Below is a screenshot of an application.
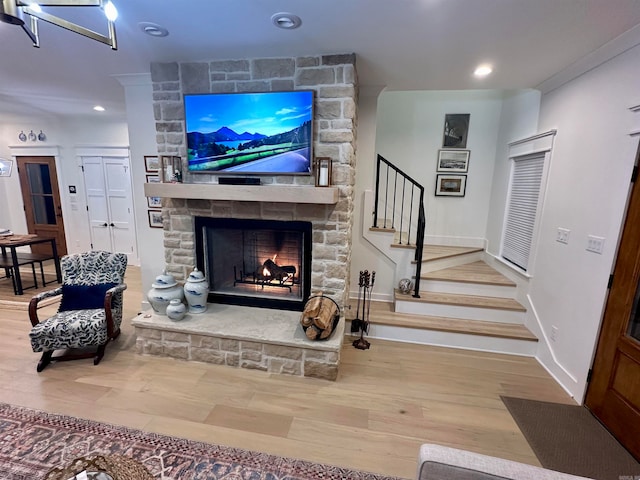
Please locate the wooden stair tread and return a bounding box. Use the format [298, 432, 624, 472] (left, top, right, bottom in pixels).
[396, 290, 526, 312]
[421, 261, 516, 286]
[357, 302, 536, 341]
[369, 226, 395, 233]
[422, 245, 484, 262]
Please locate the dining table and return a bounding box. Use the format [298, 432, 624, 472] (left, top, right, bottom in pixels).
[0, 234, 62, 295]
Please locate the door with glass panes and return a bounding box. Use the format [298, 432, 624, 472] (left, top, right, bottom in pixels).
[16, 156, 67, 256]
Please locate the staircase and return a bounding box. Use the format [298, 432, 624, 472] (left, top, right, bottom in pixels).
[359, 243, 537, 356]
[361, 160, 537, 356]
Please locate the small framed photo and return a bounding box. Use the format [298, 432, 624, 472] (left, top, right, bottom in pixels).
[146, 174, 160, 183]
[144, 155, 160, 173]
[437, 149, 470, 173]
[435, 174, 467, 197]
[0, 158, 12, 177]
[148, 210, 163, 228]
[442, 113, 470, 148]
[147, 196, 162, 208]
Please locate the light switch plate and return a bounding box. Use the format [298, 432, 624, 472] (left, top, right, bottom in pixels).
[586, 235, 605, 254]
[556, 228, 570, 244]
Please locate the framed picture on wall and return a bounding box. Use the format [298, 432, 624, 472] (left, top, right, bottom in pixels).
[148, 210, 163, 228]
[144, 155, 160, 172]
[442, 114, 470, 148]
[146, 174, 160, 183]
[435, 174, 467, 197]
[147, 196, 162, 208]
[437, 149, 470, 173]
[0, 158, 12, 177]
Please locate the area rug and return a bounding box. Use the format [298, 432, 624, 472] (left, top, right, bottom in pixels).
[0, 403, 406, 480]
[501, 396, 640, 480]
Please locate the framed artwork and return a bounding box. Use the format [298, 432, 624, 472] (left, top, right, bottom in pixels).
[148, 210, 163, 228]
[442, 114, 470, 148]
[435, 174, 467, 197]
[144, 155, 160, 173]
[146, 174, 160, 183]
[0, 158, 12, 177]
[437, 149, 470, 173]
[147, 196, 162, 208]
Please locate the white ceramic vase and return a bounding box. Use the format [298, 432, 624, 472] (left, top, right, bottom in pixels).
[166, 298, 187, 321]
[184, 267, 209, 313]
[147, 271, 184, 315]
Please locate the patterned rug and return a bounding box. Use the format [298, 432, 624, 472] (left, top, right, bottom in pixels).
[0, 403, 405, 480]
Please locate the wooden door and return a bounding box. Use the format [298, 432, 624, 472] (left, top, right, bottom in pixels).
[16, 156, 68, 256]
[585, 154, 640, 460]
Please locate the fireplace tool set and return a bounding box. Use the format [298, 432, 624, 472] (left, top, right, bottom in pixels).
[351, 269, 375, 350]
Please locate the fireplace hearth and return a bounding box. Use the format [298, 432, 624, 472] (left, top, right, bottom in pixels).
[195, 217, 312, 311]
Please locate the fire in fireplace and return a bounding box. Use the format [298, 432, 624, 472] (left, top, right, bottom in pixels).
[195, 217, 312, 311]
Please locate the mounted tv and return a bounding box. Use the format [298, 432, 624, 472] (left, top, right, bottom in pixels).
[184, 90, 314, 175]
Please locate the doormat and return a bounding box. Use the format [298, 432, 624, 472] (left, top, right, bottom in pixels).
[501, 396, 640, 480]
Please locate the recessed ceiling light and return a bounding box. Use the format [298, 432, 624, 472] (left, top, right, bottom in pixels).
[474, 64, 493, 77]
[93, 105, 105, 112]
[139, 22, 169, 37]
[271, 12, 302, 30]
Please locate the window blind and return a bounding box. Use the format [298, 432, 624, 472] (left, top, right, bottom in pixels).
[502, 153, 545, 271]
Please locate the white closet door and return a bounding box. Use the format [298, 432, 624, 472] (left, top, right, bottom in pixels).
[83, 156, 112, 252]
[83, 156, 138, 263]
[103, 157, 137, 263]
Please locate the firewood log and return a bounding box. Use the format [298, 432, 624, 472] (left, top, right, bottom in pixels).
[319, 325, 334, 339]
[300, 314, 314, 327]
[313, 298, 338, 330]
[303, 295, 323, 317]
[305, 324, 321, 340]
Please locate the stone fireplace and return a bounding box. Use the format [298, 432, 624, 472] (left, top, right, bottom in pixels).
[133, 53, 357, 380]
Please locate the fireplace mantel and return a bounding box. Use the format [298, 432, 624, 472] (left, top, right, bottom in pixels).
[144, 183, 339, 204]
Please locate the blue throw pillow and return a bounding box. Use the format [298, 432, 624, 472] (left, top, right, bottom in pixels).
[58, 282, 119, 312]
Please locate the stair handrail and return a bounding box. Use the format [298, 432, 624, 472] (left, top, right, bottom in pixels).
[373, 154, 425, 298]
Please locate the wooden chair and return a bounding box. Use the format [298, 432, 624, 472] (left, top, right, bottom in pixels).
[28, 251, 127, 372]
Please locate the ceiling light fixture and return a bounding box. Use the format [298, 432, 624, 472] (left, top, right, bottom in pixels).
[139, 22, 169, 37]
[474, 64, 493, 77]
[0, 0, 118, 49]
[93, 105, 105, 112]
[271, 12, 301, 30]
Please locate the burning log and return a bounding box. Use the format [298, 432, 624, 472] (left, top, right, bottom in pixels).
[260, 259, 295, 283]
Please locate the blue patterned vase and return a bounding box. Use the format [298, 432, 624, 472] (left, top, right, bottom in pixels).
[184, 267, 209, 314]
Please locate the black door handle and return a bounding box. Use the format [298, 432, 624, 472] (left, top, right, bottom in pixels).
[102, 223, 108, 227]
[110, 223, 115, 227]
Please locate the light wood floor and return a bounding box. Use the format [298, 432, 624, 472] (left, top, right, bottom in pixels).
[0, 265, 575, 479]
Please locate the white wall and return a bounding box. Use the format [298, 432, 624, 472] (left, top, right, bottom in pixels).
[527, 44, 640, 401]
[485, 90, 541, 256]
[352, 88, 397, 301]
[0, 114, 128, 255]
[116, 74, 163, 301]
[376, 90, 504, 244]
[352, 90, 507, 300]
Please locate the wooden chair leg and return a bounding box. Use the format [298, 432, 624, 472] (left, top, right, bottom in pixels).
[37, 351, 53, 372]
[94, 344, 107, 365]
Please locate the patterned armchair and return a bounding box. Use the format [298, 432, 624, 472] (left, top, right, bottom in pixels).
[28, 251, 128, 372]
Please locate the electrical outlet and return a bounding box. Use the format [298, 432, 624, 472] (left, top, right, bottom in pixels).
[556, 228, 570, 244]
[551, 325, 558, 342]
[586, 235, 605, 254]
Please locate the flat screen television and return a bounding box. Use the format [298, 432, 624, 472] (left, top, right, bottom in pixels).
[184, 90, 314, 175]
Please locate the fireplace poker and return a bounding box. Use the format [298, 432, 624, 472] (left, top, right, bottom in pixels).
[351, 270, 365, 333]
[365, 271, 375, 334]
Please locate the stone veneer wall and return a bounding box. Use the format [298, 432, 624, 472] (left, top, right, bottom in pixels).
[150, 54, 358, 309]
